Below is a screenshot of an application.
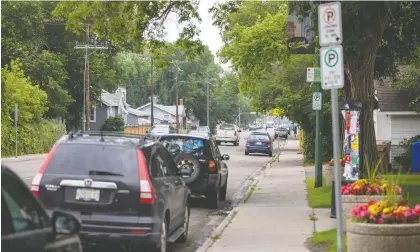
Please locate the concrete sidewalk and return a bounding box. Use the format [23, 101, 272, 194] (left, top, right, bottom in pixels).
[204, 140, 313, 252]
[2, 153, 47, 163]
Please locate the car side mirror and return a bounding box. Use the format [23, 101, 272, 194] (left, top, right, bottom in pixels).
[52, 211, 81, 236]
[222, 154, 230, 161]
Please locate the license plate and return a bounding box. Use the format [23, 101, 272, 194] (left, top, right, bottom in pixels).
[76, 188, 100, 201]
[256, 142, 262, 145]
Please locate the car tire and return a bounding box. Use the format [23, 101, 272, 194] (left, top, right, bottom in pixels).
[174, 153, 201, 184]
[268, 152, 273, 157]
[154, 217, 168, 252]
[219, 178, 228, 201]
[207, 187, 220, 209]
[245, 151, 249, 155]
[216, 141, 221, 145]
[176, 202, 190, 243]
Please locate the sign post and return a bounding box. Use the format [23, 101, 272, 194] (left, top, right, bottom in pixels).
[319, 2, 344, 251]
[14, 104, 18, 157]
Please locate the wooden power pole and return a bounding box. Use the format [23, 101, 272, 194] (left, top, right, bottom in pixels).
[150, 56, 154, 127]
[175, 62, 179, 133]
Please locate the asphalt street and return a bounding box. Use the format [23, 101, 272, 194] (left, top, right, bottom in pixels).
[2, 130, 283, 252]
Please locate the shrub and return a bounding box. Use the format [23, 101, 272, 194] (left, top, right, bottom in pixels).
[100, 115, 125, 131]
[394, 135, 420, 172]
[1, 119, 66, 157]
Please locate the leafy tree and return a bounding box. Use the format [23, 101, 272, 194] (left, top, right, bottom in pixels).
[100, 115, 125, 132]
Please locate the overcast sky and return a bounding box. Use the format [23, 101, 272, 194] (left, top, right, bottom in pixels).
[164, 0, 230, 70]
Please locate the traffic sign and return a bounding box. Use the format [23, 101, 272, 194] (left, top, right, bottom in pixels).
[320, 45, 344, 90]
[312, 92, 322, 110]
[307, 67, 321, 83]
[318, 2, 343, 46]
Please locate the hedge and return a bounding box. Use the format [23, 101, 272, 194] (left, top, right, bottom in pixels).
[1, 119, 66, 157]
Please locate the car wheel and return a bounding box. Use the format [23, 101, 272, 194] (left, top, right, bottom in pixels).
[216, 141, 221, 145]
[219, 179, 228, 201]
[176, 202, 190, 243]
[245, 151, 249, 155]
[207, 187, 220, 209]
[174, 153, 201, 184]
[268, 152, 273, 157]
[154, 218, 167, 252]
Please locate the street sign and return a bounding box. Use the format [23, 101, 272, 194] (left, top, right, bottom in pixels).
[14, 104, 18, 122]
[320, 45, 344, 90]
[318, 2, 343, 46]
[307, 67, 321, 83]
[312, 92, 322, 110]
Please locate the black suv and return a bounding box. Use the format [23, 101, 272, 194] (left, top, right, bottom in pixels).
[2, 165, 83, 252]
[159, 134, 229, 209]
[31, 132, 191, 252]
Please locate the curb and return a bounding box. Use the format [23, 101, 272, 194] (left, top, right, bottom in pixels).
[2, 154, 47, 163]
[195, 153, 279, 252]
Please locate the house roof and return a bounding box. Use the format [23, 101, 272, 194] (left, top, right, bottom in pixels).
[136, 102, 185, 116]
[126, 107, 149, 117]
[375, 66, 415, 112]
[101, 90, 121, 107]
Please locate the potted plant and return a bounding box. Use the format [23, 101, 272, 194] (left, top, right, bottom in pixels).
[340, 157, 403, 231]
[347, 200, 420, 252]
[324, 157, 345, 187]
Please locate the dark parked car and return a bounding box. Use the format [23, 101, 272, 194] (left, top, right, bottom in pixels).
[2, 165, 83, 252]
[31, 131, 190, 252]
[146, 124, 177, 140]
[245, 132, 273, 157]
[159, 134, 229, 209]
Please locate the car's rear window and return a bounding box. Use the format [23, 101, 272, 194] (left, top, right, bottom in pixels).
[159, 137, 212, 157]
[250, 134, 270, 141]
[219, 124, 235, 130]
[45, 144, 138, 176]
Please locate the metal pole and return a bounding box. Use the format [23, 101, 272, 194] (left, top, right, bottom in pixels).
[315, 83, 324, 187]
[331, 88, 344, 252]
[175, 63, 179, 133]
[207, 82, 209, 127]
[82, 45, 87, 131]
[14, 104, 18, 157]
[150, 56, 154, 127]
[85, 24, 91, 131]
[238, 108, 241, 128]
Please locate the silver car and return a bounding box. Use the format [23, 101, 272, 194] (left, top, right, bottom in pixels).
[215, 124, 241, 146]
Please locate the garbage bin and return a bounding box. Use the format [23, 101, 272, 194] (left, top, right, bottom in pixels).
[412, 141, 420, 173]
[377, 141, 391, 174]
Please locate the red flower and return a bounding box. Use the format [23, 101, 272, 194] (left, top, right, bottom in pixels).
[368, 200, 375, 206]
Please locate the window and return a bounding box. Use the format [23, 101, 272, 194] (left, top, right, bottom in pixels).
[218, 124, 235, 130]
[159, 147, 177, 176]
[2, 174, 50, 234]
[90, 106, 96, 122]
[150, 153, 164, 178]
[163, 114, 170, 120]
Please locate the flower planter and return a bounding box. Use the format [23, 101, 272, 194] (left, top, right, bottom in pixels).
[323, 164, 344, 186]
[347, 222, 420, 252]
[341, 195, 402, 231]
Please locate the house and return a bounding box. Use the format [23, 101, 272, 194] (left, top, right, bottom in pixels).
[89, 86, 151, 131]
[374, 78, 420, 167]
[136, 97, 194, 130]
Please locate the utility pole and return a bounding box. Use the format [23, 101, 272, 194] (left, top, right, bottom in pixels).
[238, 107, 241, 128]
[175, 62, 179, 133]
[150, 56, 154, 126]
[74, 23, 108, 131]
[207, 82, 210, 127]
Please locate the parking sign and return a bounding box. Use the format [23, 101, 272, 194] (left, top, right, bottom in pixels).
[320, 45, 344, 90]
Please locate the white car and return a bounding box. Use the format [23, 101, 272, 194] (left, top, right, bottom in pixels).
[215, 123, 241, 146]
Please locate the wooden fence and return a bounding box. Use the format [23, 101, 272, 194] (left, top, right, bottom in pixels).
[124, 124, 151, 135]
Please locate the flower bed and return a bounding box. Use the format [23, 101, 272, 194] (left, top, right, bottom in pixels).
[347, 200, 420, 252]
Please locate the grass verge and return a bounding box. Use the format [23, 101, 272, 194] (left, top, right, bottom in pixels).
[306, 177, 332, 208]
[384, 174, 420, 206]
[313, 228, 347, 252]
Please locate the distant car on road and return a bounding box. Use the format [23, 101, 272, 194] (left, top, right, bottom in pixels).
[215, 123, 241, 146]
[2, 165, 83, 252]
[188, 130, 212, 138]
[245, 132, 273, 157]
[159, 134, 229, 209]
[32, 131, 191, 252]
[275, 126, 289, 139]
[197, 126, 211, 133]
[146, 124, 177, 140]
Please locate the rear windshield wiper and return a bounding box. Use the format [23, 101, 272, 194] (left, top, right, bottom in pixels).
[88, 170, 124, 176]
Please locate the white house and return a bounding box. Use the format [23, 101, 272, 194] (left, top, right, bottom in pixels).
[374, 79, 420, 167]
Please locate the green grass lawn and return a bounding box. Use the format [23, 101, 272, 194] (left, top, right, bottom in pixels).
[306, 177, 332, 208]
[313, 229, 347, 252]
[384, 174, 420, 206]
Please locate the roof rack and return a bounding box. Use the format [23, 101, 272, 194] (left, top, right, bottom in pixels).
[67, 131, 150, 145]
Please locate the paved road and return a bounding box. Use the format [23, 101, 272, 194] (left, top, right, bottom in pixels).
[2, 130, 281, 252]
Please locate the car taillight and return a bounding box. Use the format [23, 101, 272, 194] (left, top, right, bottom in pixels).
[137, 149, 155, 204]
[268, 141, 272, 146]
[208, 160, 217, 173]
[31, 144, 59, 197]
[247, 140, 251, 145]
[234, 131, 237, 136]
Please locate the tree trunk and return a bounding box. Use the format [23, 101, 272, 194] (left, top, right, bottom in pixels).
[344, 4, 392, 176]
